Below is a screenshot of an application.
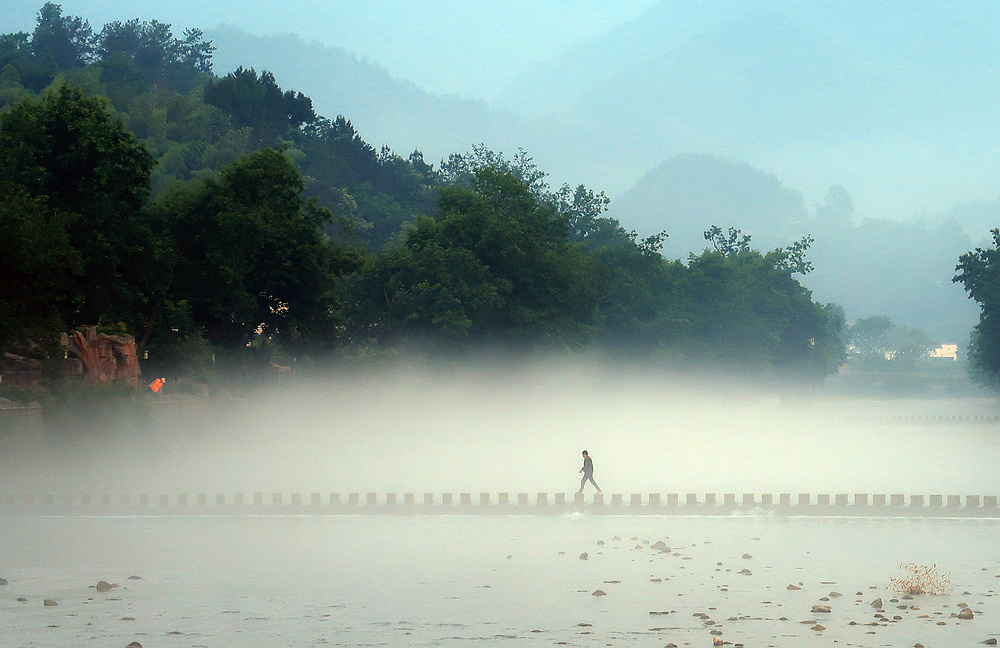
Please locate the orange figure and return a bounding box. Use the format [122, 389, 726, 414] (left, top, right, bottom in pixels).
[149, 377, 166, 392]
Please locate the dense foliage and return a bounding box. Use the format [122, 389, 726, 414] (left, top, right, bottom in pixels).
[955, 229, 1000, 385]
[0, 4, 849, 392]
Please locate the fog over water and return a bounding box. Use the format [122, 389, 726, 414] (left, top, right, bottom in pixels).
[3, 364, 997, 498]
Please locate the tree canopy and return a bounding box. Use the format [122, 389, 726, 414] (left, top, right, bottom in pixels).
[955, 229, 1000, 383]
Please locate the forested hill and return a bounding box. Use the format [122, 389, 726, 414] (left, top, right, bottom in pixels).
[0, 3, 849, 396]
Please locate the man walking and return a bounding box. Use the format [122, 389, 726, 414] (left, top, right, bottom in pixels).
[578, 450, 601, 494]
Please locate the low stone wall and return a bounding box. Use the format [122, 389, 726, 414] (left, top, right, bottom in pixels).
[1, 492, 997, 517]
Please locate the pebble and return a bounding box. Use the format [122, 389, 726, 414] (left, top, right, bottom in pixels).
[591, 590, 606, 596]
[43, 599, 57, 606]
[579, 552, 588, 560]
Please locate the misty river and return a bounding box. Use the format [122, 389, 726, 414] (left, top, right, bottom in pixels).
[2, 366, 999, 647]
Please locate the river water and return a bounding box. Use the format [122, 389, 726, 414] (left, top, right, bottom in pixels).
[3, 513, 998, 647]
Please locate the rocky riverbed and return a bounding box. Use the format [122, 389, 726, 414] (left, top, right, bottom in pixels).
[2, 514, 998, 647]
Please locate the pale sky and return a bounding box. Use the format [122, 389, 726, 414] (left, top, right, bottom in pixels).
[3, 0, 659, 100]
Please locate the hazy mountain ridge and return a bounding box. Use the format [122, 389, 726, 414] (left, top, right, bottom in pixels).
[206, 26, 529, 168]
[496, 0, 1000, 218]
[610, 152, 979, 342]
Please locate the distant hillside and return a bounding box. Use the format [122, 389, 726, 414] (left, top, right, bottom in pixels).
[206, 26, 529, 167]
[608, 153, 808, 258]
[608, 152, 979, 342]
[497, 0, 1000, 218]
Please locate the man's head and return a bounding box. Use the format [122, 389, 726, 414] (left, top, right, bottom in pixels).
[582, 450, 588, 457]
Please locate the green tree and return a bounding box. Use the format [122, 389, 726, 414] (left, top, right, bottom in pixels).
[0, 188, 79, 358]
[32, 3, 94, 70]
[205, 67, 314, 148]
[954, 228, 1000, 383]
[97, 19, 213, 93]
[678, 227, 844, 379]
[351, 168, 599, 351]
[155, 148, 362, 355]
[0, 85, 164, 350]
[848, 315, 895, 357]
[847, 315, 935, 370]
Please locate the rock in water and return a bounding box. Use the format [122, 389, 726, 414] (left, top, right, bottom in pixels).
[958, 607, 975, 620]
[787, 584, 801, 590]
[871, 597, 883, 608]
[742, 553, 753, 559]
[811, 605, 832, 613]
[0, 577, 8, 585]
[96, 580, 116, 592]
[126, 643, 143, 648]
[592, 589, 607, 596]
[811, 624, 826, 631]
[43, 599, 57, 606]
[651, 540, 669, 551]
[579, 552, 589, 560]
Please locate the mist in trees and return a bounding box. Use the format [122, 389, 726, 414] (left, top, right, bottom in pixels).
[4, 2, 985, 406]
